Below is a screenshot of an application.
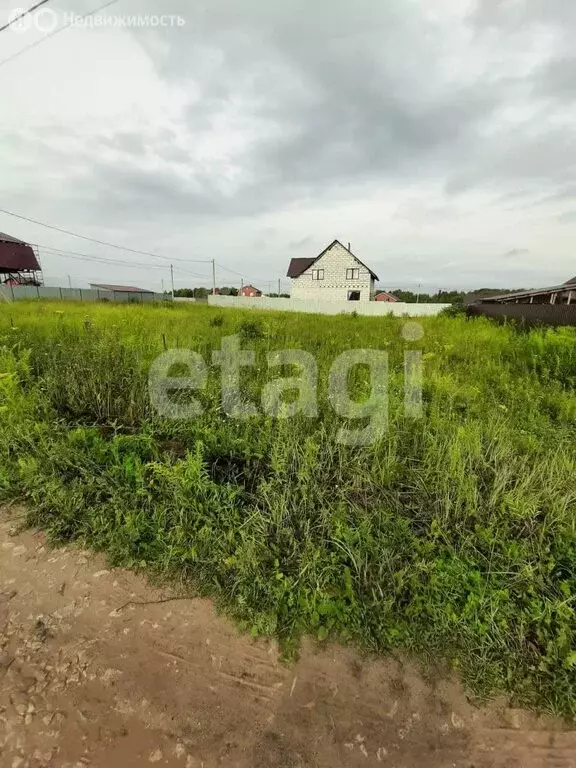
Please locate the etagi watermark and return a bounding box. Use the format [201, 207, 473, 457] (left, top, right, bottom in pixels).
[8, 8, 186, 34]
[149, 323, 424, 446]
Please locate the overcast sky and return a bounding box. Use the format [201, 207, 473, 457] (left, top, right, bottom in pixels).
[1, 0, 575, 292]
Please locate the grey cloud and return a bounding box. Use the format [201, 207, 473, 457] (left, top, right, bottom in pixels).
[24, 0, 567, 230]
[557, 210, 576, 224]
[96, 132, 193, 165]
[445, 128, 576, 194]
[524, 184, 576, 208]
[4, 0, 576, 290]
[289, 237, 313, 250]
[117, 0, 571, 210]
[534, 57, 576, 99]
[249, 83, 500, 197]
[87, 162, 217, 221]
[85, 157, 293, 227]
[158, 145, 193, 164]
[471, 0, 576, 32]
[98, 132, 148, 156]
[543, 184, 576, 202]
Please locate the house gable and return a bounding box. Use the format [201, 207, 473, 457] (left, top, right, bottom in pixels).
[289, 240, 377, 302]
[240, 284, 262, 297]
[287, 240, 379, 281]
[375, 291, 398, 302]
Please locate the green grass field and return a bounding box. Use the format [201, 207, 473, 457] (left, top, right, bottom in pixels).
[1, 300, 575, 714]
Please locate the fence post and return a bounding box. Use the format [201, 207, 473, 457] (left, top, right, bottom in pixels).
[59, 287, 63, 300]
[79, 289, 83, 302]
[36, 285, 40, 299]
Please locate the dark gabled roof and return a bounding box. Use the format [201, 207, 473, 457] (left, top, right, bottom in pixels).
[565, 276, 576, 285]
[0, 232, 40, 273]
[90, 283, 153, 294]
[0, 231, 25, 244]
[287, 257, 316, 278]
[286, 240, 379, 280]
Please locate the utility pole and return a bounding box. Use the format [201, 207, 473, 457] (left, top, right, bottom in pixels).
[416, 284, 421, 304]
[68, 275, 72, 289]
[278, 278, 281, 296]
[212, 259, 216, 295]
[240, 277, 244, 293]
[170, 264, 175, 299]
[268, 280, 272, 296]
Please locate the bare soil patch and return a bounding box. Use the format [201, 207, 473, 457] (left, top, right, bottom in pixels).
[1, 512, 574, 767]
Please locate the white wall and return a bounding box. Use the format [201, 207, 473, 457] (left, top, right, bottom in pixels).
[208, 295, 450, 316]
[291, 241, 375, 302]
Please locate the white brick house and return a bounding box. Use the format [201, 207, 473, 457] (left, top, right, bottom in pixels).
[287, 240, 378, 302]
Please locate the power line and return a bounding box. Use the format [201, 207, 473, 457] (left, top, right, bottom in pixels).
[0, 207, 257, 282]
[216, 262, 246, 278]
[0, 207, 211, 265]
[36, 243, 210, 278]
[0, 0, 53, 35]
[0, 0, 120, 70]
[214, 262, 281, 287]
[37, 243, 163, 268]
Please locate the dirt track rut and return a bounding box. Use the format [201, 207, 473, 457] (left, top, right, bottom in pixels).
[1, 512, 575, 767]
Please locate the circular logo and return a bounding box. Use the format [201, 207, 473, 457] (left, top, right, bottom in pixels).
[34, 7, 58, 33]
[401, 321, 425, 342]
[7, 7, 32, 33]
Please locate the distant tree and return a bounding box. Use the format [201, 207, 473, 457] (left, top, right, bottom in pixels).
[390, 289, 421, 303]
[388, 288, 525, 304]
[471, 288, 525, 297]
[437, 290, 465, 305]
[174, 286, 241, 298]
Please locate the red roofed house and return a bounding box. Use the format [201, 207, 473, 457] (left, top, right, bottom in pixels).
[239, 284, 262, 297]
[375, 291, 399, 302]
[0, 231, 42, 285]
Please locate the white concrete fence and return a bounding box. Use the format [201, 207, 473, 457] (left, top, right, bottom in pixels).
[207, 295, 451, 316]
[0, 287, 450, 316]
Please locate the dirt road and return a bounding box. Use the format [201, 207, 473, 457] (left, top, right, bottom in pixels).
[1, 511, 575, 768]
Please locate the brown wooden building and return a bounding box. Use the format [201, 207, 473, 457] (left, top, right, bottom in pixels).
[0, 232, 42, 285]
[476, 276, 575, 305]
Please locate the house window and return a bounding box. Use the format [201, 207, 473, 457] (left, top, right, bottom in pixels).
[312, 269, 324, 280]
[347, 290, 361, 301]
[346, 268, 359, 280]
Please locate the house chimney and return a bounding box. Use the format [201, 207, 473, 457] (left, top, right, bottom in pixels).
[348, 242, 351, 251]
